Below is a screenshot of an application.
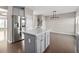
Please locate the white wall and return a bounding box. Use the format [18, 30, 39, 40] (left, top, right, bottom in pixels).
[45, 12, 75, 35]
[7, 6, 13, 43]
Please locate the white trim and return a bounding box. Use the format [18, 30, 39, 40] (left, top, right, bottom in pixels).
[7, 40, 12, 43]
[50, 31, 75, 36]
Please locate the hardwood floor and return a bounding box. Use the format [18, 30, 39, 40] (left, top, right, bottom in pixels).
[0, 32, 76, 53]
[0, 40, 25, 53]
[45, 33, 76, 53]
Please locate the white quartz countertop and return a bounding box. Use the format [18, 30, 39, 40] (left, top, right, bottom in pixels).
[23, 28, 50, 35]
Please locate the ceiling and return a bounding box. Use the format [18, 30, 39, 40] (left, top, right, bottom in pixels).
[0, 6, 78, 16]
[29, 6, 78, 15]
[0, 6, 8, 9]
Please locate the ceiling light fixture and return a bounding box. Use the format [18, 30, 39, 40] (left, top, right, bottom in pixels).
[50, 11, 59, 19]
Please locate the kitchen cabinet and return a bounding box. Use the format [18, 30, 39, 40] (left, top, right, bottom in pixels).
[25, 33, 36, 53]
[46, 32, 50, 48]
[13, 7, 19, 16]
[76, 33, 79, 52]
[12, 7, 24, 16]
[37, 32, 50, 53]
[19, 9, 24, 16]
[40, 38, 45, 52]
[36, 35, 41, 53]
[40, 34, 45, 52]
[36, 33, 46, 53]
[24, 31, 50, 53]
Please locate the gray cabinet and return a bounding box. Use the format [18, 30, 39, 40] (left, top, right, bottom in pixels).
[24, 31, 50, 53]
[40, 33, 46, 52]
[36, 32, 50, 53]
[40, 36, 45, 52]
[19, 9, 24, 17]
[36, 33, 46, 53]
[46, 32, 50, 48]
[25, 33, 36, 53]
[36, 34, 41, 53]
[13, 7, 24, 17]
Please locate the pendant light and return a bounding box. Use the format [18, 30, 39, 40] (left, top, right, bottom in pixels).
[50, 11, 59, 19]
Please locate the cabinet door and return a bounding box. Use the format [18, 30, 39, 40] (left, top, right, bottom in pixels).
[45, 33, 48, 48]
[13, 7, 19, 16]
[36, 35, 41, 53]
[46, 32, 50, 48]
[48, 32, 50, 46]
[25, 34, 36, 53]
[19, 9, 24, 16]
[40, 33, 45, 52]
[40, 38, 45, 53]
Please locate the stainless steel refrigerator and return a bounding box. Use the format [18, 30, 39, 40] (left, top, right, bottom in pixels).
[12, 15, 26, 43]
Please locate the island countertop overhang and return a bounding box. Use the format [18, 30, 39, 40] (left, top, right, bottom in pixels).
[23, 28, 51, 36]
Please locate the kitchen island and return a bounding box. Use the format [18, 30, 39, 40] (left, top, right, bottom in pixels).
[24, 28, 50, 53]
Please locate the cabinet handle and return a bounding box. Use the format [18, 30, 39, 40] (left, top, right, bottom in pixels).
[41, 39, 43, 41]
[28, 38, 31, 43]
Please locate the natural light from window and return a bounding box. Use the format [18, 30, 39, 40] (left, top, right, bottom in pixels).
[0, 8, 7, 41]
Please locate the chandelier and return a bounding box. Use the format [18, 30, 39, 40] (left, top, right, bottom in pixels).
[50, 11, 59, 19]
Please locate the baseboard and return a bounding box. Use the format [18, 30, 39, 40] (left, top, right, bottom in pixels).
[7, 40, 13, 43]
[50, 31, 75, 36]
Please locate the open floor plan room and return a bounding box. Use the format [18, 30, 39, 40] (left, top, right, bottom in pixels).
[0, 6, 79, 53]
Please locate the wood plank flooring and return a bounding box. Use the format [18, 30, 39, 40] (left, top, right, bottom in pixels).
[45, 33, 76, 53]
[0, 32, 76, 53]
